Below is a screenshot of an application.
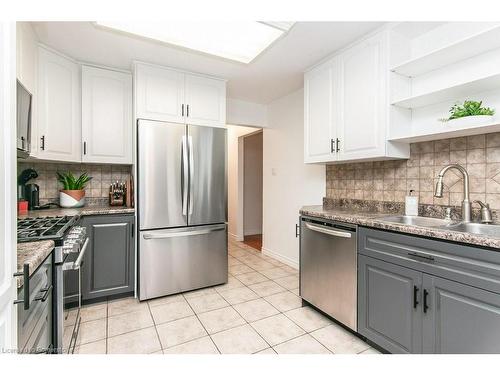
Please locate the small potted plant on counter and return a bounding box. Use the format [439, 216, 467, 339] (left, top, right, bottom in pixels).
[57, 171, 92, 208]
[440, 100, 495, 126]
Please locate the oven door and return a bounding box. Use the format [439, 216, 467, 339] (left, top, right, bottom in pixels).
[56, 238, 88, 354]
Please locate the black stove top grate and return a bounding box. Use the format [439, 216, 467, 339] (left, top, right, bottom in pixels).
[17, 216, 77, 242]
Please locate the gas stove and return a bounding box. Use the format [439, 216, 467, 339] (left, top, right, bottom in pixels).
[18, 216, 79, 243]
[17, 214, 89, 354]
[17, 215, 87, 256]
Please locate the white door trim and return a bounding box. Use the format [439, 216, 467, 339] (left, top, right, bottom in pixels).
[0, 21, 18, 353]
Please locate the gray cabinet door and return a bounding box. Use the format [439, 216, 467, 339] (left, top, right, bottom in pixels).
[422, 274, 500, 354]
[358, 255, 423, 353]
[81, 215, 135, 301]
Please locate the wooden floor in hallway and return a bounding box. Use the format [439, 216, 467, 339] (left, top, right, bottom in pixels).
[243, 234, 262, 251]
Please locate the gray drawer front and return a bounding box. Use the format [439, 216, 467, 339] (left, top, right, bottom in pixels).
[18, 254, 53, 351]
[358, 227, 500, 294]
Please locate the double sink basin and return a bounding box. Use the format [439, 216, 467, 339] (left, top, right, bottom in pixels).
[379, 215, 500, 237]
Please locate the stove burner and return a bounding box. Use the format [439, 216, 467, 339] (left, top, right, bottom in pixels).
[17, 216, 78, 242]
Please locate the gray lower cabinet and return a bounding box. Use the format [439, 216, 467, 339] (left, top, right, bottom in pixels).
[422, 274, 500, 354]
[81, 214, 135, 301]
[358, 227, 500, 354]
[358, 255, 422, 354]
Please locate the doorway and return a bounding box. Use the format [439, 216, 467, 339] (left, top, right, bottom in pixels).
[241, 131, 263, 250]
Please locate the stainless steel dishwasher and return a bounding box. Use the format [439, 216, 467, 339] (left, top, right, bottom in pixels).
[300, 216, 357, 331]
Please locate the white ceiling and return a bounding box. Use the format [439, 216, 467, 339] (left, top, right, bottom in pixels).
[32, 21, 383, 104]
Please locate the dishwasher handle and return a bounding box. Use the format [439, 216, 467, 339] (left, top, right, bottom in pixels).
[305, 222, 352, 238]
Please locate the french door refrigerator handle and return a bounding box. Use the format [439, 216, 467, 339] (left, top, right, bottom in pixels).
[181, 135, 189, 216]
[305, 222, 352, 238]
[188, 135, 194, 215]
[143, 226, 225, 240]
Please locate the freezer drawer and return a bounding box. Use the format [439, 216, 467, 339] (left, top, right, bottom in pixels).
[300, 216, 357, 331]
[139, 224, 228, 300]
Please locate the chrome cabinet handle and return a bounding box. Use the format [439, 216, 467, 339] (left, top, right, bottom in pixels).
[143, 226, 225, 240]
[181, 135, 188, 216]
[305, 222, 352, 238]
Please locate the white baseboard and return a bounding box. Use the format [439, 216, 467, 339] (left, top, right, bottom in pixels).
[228, 232, 244, 242]
[261, 247, 299, 269]
[244, 228, 262, 236]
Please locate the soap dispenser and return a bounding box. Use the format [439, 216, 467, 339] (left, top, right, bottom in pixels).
[405, 190, 419, 216]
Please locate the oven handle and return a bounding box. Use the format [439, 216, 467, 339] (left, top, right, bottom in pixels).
[305, 222, 352, 238]
[73, 238, 89, 270]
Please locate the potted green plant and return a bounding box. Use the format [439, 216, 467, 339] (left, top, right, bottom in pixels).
[57, 172, 93, 208]
[440, 100, 495, 126]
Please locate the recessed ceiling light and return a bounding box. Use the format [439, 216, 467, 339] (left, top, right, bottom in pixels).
[94, 21, 294, 64]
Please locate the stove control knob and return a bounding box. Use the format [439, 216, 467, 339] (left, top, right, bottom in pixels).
[62, 242, 77, 254]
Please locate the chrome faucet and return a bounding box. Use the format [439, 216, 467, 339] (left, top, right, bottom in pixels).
[434, 164, 471, 222]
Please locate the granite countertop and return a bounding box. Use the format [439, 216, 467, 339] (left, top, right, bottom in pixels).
[17, 240, 55, 288]
[18, 205, 135, 219]
[300, 205, 500, 250]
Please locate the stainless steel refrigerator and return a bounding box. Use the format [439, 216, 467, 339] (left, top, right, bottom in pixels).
[137, 119, 227, 301]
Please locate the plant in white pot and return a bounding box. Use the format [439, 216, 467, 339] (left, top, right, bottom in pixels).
[57, 172, 93, 208]
[440, 100, 495, 126]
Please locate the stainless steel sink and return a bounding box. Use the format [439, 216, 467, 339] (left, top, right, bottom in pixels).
[443, 222, 500, 237]
[378, 215, 453, 227]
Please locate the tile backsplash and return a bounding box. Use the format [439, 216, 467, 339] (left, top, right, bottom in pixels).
[18, 162, 132, 205]
[326, 132, 500, 209]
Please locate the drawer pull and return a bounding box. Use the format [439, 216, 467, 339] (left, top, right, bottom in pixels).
[35, 285, 53, 302]
[407, 252, 435, 262]
[413, 285, 419, 309]
[13, 264, 30, 310]
[423, 289, 429, 313]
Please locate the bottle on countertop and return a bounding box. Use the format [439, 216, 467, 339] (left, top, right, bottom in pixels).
[405, 189, 419, 216]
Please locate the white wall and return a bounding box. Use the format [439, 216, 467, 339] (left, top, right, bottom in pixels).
[243, 132, 263, 236]
[262, 88, 325, 268]
[226, 98, 268, 128]
[227, 124, 259, 240]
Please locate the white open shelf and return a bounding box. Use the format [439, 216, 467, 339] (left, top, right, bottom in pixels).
[391, 73, 500, 109]
[391, 26, 500, 77]
[389, 119, 500, 143]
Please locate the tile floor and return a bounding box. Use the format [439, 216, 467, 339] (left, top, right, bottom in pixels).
[71, 237, 381, 354]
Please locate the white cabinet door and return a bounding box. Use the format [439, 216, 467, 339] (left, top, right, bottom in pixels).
[135, 63, 185, 123]
[16, 22, 37, 95]
[304, 60, 337, 163]
[337, 33, 387, 161]
[37, 46, 81, 162]
[82, 66, 132, 164]
[184, 74, 226, 127]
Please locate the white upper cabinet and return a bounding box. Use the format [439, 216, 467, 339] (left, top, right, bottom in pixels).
[37, 46, 81, 162]
[135, 63, 185, 124]
[16, 22, 37, 95]
[304, 29, 409, 163]
[337, 33, 386, 161]
[81, 66, 133, 164]
[135, 62, 227, 127]
[185, 74, 226, 127]
[304, 60, 337, 163]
